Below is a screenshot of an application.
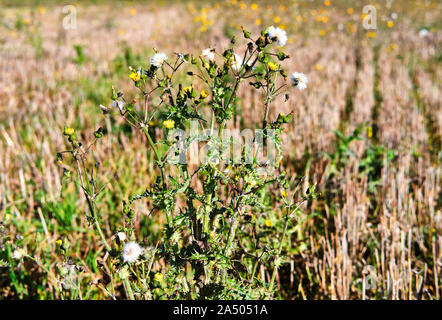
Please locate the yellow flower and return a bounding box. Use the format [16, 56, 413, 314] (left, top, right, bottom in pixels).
[56, 239, 63, 246]
[387, 20, 394, 28]
[322, 16, 328, 23]
[154, 273, 163, 282]
[148, 120, 155, 127]
[200, 25, 207, 32]
[64, 127, 75, 136]
[4, 213, 12, 223]
[324, 0, 331, 6]
[250, 3, 258, 11]
[265, 219, 273, 227]
[129, 71, 141, 82]
[367, 126, 373, 139]
[391, 43, 398, 51]
[281, 190, 288, 197]
[267, 62, 278, 71]
[367, 31, 376, 38]
[200, 90, 209, 98]
[130, 8, 137, 15]
[315, 64, 324, 71]
[273, 16, 281, 23]
[255, 18, 262, 26]
[347, 8, 354, 15]
[38, 6, 46, 14]
[163, 119, 175, 129]
[183, 86, 193, 97]
[320, 29, 326, 36]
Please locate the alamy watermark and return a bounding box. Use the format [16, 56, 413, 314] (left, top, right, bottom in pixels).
[62, 5, 77, 30]
[164, 120, 287, 175]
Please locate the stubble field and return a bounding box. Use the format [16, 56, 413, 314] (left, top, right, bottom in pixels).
[0, 0, 440, 300]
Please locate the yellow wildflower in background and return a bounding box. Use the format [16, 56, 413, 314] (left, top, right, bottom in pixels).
[324, 0, 331, 6]
[268, 62, 278, 71]
[163, 119, 175, 129]
[255, 18, 262, 26]
[273, 16, 281, 23]
[64, 127, 75, 136]
[367, 31, 376, 38]
[320, 29, 326, 36]
[130, 8, 137, 15]
[154, 273, 163, 282]
[200, 90, 209, 98]
[129, 71, 140, 82]
[387, 20, 394, 28]
[183, 86, 193, 96]
[56, 239, 63, 246]
[251, 3, 258, 11]
[265, 220, 273, 227]
[347, 8, 354, 15]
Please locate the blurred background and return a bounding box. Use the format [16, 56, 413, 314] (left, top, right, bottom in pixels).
[0, 0, 440, 299]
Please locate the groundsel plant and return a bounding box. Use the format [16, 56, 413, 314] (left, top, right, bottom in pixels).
[58, 26, 318, 300]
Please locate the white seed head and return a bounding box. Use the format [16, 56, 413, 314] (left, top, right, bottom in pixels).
[266, 26, 288, 47]
[291, 72, 308, 90]
[150, 52, 168, 68]
[122, 241, 143, 263]
[231, 53, 243, 72]
[117, 232, 127, 242]
[202, 48, 215, 62]
[111, 100, 125, 112]
[12, 249, 24, 260]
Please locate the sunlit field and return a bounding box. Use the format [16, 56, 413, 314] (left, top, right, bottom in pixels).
[0, 0, 440, 300]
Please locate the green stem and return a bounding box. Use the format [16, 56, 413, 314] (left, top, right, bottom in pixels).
[268, 209, 290, 293]
[123, 277, 135, 300]
[224, 205, 241, 257]
[141, 127, 171, 223]
[141, 126, 165, 186]
[93, 216, 112, 253]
